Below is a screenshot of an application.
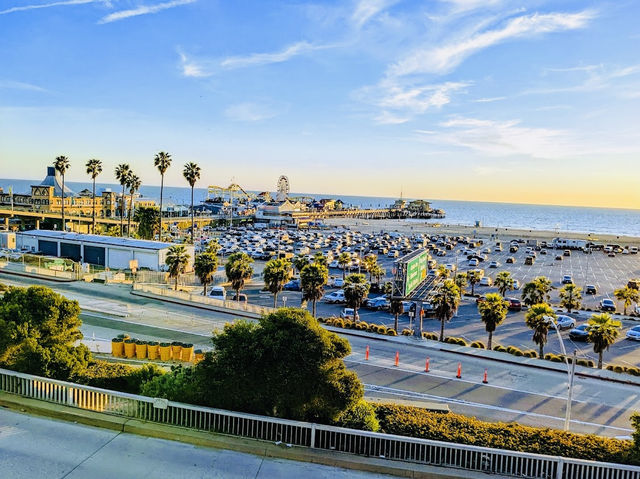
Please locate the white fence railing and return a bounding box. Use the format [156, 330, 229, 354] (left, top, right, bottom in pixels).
[1, 368, 638, 479]
[0, 259, 77, 280]
[132, 283, 275, 316]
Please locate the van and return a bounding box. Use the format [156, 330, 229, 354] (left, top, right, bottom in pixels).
[209, 286, 226, 300]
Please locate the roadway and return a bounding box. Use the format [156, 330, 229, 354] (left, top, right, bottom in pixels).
[2, 272, 639, 437]
[0, 408, 392, 479]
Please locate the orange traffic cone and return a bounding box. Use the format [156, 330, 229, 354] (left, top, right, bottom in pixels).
[482, 369, 488, 384]
[425, 357, 430, 372]
[365, 345, 370, 361]
[395, 351, 399, 367]
[456, 362, 462, 379]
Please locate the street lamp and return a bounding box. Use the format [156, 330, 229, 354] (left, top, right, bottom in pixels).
[544, 315, 577, 431]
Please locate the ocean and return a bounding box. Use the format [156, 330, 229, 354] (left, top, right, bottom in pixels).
[1, 178, 639, 237]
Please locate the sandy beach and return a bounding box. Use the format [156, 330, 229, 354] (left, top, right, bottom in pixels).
[324, 218, 640, 246]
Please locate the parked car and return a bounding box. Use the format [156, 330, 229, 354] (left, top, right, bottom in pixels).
[562, 275, 573, 285]
[506, 257, 515, 264]
[208, 286, 226, 300]
[468, 258, 479, 267]
[489, 261, 500, 268]
[475, 295, 487, 304]
[323, 291, 345, 303]
[332, 277, 345, 288]
[231, 293, 248, 303]
[540, 249, 547, 255]
[479, 277, 492, 286]
[555, 315, 576, 330]
[366, 296, 389, 310]
[340, 308, 359, 320]
[555, 255, 563, 261]
[626, 325, 640, 341]
[283, 279, 301, 291]
[585, 284, 597, 295]
[524, 256, 535, 265]
[563, 250, 571, 257]
[512, 280, 520, 290]
[507, 298, 522, 311]
[569, 324, 590, 341]
[600, 298, 616, 312]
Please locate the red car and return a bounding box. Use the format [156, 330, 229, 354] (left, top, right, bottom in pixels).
[507, 298, 522, 311]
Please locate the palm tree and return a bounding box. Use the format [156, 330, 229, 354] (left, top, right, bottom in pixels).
[85, 158, 102, 234]
[521, 276, 554, 307]
[467, 270, 481, 295]
[344, 273, 370, 321]
[300, 263, 329, 317]
[494, 271, 514, 297]
[165, 245, 190, 291]
[437, 265, 449, 279]
[224, 252, 254, 300]
[194, 253, 218, 296]
[587, 313, 622, 369]
[54, 156, 70, 231]
[293, 254, 310, 274]
[525, 303, 556, 359]
[126, 172, 141, 237]
[478, 292, 509, 349]
[313, 252, 328, 267]
[183, 162, 201, 244]
[432, 279, 460, 341]
[115, 163, 130, 236]
[454, 272, 468, 296]
[371, 264, 385, 287]
[614, 286, 640, 315]
[363, 255, 378, 282]
[263, 258, 292, 307]
[559, 284, 582, 313]
[338, 252, 351, 279]
[389, 298, 404, 332]
[154, 152, 172, 240]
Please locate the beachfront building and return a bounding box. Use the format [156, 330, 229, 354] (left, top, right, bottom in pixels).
[255, 199, 307, 225]
[16, 230, 193, 271]
[0, 167, 155, 221]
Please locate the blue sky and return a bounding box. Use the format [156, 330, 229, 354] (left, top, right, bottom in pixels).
[1, 0, 639, 208]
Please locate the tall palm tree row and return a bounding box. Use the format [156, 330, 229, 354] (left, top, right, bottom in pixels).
[477, 293, 509, 349]
[165, 245, 191, 291]
[587, 313, 622, 369]
[343, 273, 370, 321]
[525, 303, 555, 359]
[300, 263, 329, 317]
[183, 162, 201, 244]
[126, 171, 141, 237]
[154, 151, 172, 240]
[264, 258, 292, 308]
[85, 158, 102, 234]
[494, 271, 514, 297]
[53, 156, 70, 231]
[432, 279, 460, 341]
[114, 163, 131, 236]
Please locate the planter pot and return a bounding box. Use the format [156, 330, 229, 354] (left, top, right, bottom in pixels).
[117, 333, 130, 340]
[171, 342, 182, 360]
[111, 338, 124, 357]
[135, 341, 148, 359]
[159, 344, 171, 361]
[194, 349, 204, 363]
[124, 339, 136, 358]
[147, 342, 159, 360]
[181, 344, 194, 362]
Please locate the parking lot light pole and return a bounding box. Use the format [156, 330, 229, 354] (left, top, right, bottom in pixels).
[544, 315, 577, 431]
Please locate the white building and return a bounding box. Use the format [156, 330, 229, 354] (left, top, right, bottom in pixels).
[17, 230, 194, 271]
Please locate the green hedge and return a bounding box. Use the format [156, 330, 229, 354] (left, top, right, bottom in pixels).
[374, 404, 636, 465]
[75, 360, 164, 394]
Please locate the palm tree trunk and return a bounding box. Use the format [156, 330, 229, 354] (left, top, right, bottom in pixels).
[488, 331, 493, 350]
[539, 344, 544, 359]
[191, 186, 195, 244]
[159, 174, 164, 240]
[203, 282, 207, 296]
[120, 186, 125, 236]
[439, 318, 445, 341]
[174, 275, 178, 291]
[394, 313, 399, 332]
[342, 267, 346, 279]
[273, 293, 278, 308]
[128, 192, 133, 237]
[313, 299, 317, 317]
[92, 177, 96, 234]
[471, 283, 475, 295]
[598, 352, 603, 369]
[61, 175, 65, 231]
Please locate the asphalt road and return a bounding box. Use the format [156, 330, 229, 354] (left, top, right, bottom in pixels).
[3, 271, 640, 437]
[0, 409, 392, 479]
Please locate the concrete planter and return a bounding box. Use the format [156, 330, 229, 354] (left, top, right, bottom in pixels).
[181, 344, 194, 362]
[111, 338, 124, 358]
[135, 341, 148, 360]
[147, 341, 159, 360]
[124, 339, 136, 358]
[159, 343, 171, 361]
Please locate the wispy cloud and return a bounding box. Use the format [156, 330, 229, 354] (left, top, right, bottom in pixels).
[0, 0, 104, 15]
[0, 80, 47, 92]
[99, 0, 196, 24]
[351, 0, 398, 29]
[389, 10, 595, 76]
[473, 96, 506, 103]
[179, 41, 333, 78]
[525, 63, 640, 95]
[224, 102, 279, 122]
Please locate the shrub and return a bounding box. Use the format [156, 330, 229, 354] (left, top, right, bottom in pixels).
[333, 319, 345, 329]
[343, 319, 354, 329]
[325, 318, 334, 326]
[401, 329, 413, 336]
[358, 321, 370, 329]
[576, 359, 593, 368]
[76, 361, 164, 394]
[550, 355, 564, 363]
[422, 332, 438, 341]
[493, 345, 507, 353]
[367, 323, 378, 333]
[445, 337, 468, 346]
[386, 329, 398, 336]
[523, 350, 538, 358]
[513, 350, 524, 357]
[376, 325, 388, 334]
[627, 367, 640, 376]
[374, 404, 636, 465]
[606, 364, 614, 371]
[316, 317, 326, 323]
[470, 341, 486, 349]
[334, 400, 380, 432]
[613, 365, 625, 374]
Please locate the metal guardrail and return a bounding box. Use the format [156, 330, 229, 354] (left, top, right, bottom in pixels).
[132, 283, 275, 316]
[0, 259, 77, 280]
[1, 368, 638, 479]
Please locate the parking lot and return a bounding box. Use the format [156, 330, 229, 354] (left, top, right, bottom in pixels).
[221, 228, 640, 368]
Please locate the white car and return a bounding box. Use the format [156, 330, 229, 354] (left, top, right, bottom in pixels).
[489, 261, 500, 268]
[512, 280, 520, 290]
[555, 315, 576, 330]
[329, 260, 340, 268]
[626, 325, 640, 340]
[332, 278, 345, 288]
[479, 277, 492, 286]
[323, 291, 345, 303]
[468, 258, 479, 267]
[340, 308, 359, 320]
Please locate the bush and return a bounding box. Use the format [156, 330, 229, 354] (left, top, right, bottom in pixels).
[627, 367, 640, 376]
[401, 329, 413, 336]
[576, 359, 593, 368]
[76, 361, 164, 394]
[325, 318, 334, 326]
[613, 365, 625, 374]
[422, 332, 438, 341]
[343, 319, 354, 329]
[367, 323, 378, 333]
[334, 400, 380, 432]
[470, 341, 485, 349]
[374, 403, 635, 465]
[386, 329, 398, 336]
[606, 364, 614, 371]
[506, 346, 523, 356]
[444, 337, 468, 347]
[333, 319, 345, 329]
[376, 325, 388, 334]
[493, 345, 506, 352]
[523, 350, 538, 358]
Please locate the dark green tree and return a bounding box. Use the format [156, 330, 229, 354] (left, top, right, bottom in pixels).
[263, 258, 292, 307]
[225, 252, 254, 300]
[194, 253, 219, 296]
[114, 163, 130, 236]
[432, 279, 460, 341]
[54, 155, 70, 231]
[477, 292, 509, 349]
[300, 263, 329, 317]
[165, 245, 190, 290]
[344, 273, 370, 320]
[134, 206, 159, 240]
[525, 303, 555, 358]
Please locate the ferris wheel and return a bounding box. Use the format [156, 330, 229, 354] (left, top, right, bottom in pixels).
[276, 175, 290, 202]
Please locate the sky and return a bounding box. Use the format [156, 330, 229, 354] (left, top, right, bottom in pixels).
[1, 0, 639, 209]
